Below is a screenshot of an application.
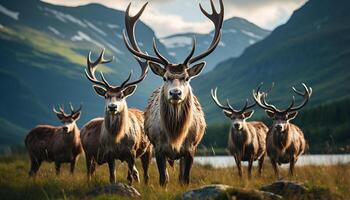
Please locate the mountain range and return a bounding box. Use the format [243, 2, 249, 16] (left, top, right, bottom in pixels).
[161, 17, 270, 72]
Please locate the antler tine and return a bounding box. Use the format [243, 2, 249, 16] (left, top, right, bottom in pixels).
[53, 106, 63, 115]
[69, 102, 74, 113]
[240, 98, 256, 113]
[226, 99, 238, 112]
[252, 82, 278, 112]
[183, 37, 196, 66]
[121, 56, 149, 89]
[123, 3, 168, 66]
[152, 38, 170, 65]
[210, 88, 232, 111]
[120, 70, 133, 88]
[288, 83, 312, 112]
[189, 0, 224, 64]
[85, 49, 113, 89]
[74, 104, 83, 114]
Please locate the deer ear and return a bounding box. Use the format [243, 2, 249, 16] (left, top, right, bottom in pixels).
[265, 110, 275, 118]
[93, 85, 106, 97]
[188, 62, 205, 78]
[149, 62, 166, 77]
[287, 111, 298, 121]
[122, 85, 137, 98]
[223, 110, 232, 118]
[243, 110, 254, 119]
[72, 112, 81, 121]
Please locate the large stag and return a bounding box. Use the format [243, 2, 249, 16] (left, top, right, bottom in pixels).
[123, 0, 224, 186]
[80, 49, 152, 184]
[25, 104, 82, 176]
[253, 83, 312, 177]
[211, 88, 268, 178]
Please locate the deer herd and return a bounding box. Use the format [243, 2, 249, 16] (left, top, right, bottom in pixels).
[25, 0, 313, 187]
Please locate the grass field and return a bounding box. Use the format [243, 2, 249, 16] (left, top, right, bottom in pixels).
[0, 154, 349, 200]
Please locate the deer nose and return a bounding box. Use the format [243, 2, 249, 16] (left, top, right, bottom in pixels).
[108, 104, 117, 111]
[276, 124, 282, 131]
[234, 123, 240, 129]
[62, 126, 69, 132]
[169, 89, 182, 98]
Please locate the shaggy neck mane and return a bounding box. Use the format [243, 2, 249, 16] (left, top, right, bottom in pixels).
[160, 88, 193, 150]
[104, 106, 128, 143]
[273, 123, 292, 152]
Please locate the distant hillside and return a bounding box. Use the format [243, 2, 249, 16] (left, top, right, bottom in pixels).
[193, 0, 350, 123]
[0, 0, 171, 142]
[161, 17, 270, 72]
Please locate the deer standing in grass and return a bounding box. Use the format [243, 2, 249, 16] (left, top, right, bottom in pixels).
[25, 104, 82, 176]
[122, 0, 224, 186]
[80, 49, 152, 185]
[253, 83, 312, 178]
[211, 88, 268, 178]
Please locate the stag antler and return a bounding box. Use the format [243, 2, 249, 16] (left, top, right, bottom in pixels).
[252, 82, 278, 112]
[85, 48, 114, 89]
[69, 102, 82, 115]
[123, 3, 169, 66]
[53, 105, 69, 117]
[253, 83, 312, 114]
[85, 49, 148, 90]
[123, 0, 224, 68]
[211, 88, 255, 114]
[187, 0, 224, 65]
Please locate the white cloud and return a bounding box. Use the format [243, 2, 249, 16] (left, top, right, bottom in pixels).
[41, 0, 307, 37]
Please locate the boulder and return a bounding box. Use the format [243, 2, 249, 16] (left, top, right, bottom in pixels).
[86, 183, 141, 198]
[177, 184, 282, 200]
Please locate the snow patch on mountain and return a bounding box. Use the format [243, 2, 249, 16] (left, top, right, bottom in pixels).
[241, 30, 263, 39]
[0, 5, 19, 20]
[160, 36, 192, 48]
[71, 31, 103, 48]
[48, 26, 64, 37]
[44, 7, 87, 28]
[85, 20, 107, 36]
[249, 39, 256, 45]
[107, 24, 119, 29]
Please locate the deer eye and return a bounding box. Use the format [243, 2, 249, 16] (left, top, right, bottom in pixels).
[163, 77, 167, 81]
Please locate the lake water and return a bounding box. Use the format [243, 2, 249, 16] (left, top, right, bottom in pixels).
[194, 154, 350, 168]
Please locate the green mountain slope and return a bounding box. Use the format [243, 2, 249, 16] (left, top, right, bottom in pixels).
[193, 0, 350, 123]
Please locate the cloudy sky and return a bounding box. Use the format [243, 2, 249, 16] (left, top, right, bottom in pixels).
[42, 0, 307, 37]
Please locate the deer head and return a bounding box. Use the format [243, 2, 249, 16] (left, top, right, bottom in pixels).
[53, 103, 82, 134]
[123, 0, 224, 105]
[211, 88, 255, 130]
[85, 49, 148, 116]
[253, 83, 312, 132]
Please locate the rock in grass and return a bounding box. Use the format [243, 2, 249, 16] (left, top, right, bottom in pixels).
[177, 184, 282, 200]
[260, 180, 342, 200]
[86, 183, 141, 198]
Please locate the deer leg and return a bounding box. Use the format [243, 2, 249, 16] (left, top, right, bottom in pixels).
[180, 152, 194, 185]
[258, 154, 265, 177]
[155, 152, 168, 187]
[289, 157, 296, 176]
[29, 157, 41, 177]
[55, 161, 61, 176]
[179, 157, 185, 183]
[70, 158, 76, 174]
[126, 155, 138, 185]
[107, 159, 116, 183]
[234, 156, 242, 177]
[140, 147, 152, 184]
[247, 158, 253, 179]
[270, 159, 279, 178]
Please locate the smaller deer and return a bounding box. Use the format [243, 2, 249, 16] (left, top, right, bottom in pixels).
[25, 104, 83, 176]
[253, 83, 312, 177]
[211, 88, 268, 178]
